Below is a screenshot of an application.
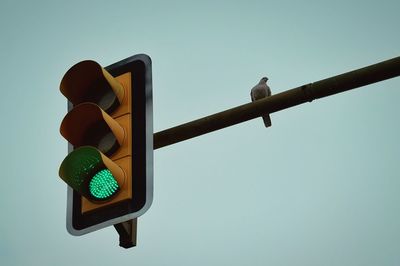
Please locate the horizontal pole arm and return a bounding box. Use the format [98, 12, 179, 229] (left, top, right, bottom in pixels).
[154, 56, 400, 149]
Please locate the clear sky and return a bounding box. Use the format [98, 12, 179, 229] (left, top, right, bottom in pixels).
[1, 0, 399, 265]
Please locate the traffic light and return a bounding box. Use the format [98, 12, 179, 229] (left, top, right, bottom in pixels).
[58, 54, 153, 246]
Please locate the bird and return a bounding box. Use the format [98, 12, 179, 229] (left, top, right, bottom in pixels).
[250, 77, 272, 127]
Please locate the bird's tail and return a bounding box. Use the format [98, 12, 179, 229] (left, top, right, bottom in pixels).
[262, 114, 272, 128]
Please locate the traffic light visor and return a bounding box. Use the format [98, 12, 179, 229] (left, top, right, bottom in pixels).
[60, 103, 125, 156]
[59, 146, 125, 201]
[60, 60, 124, 114]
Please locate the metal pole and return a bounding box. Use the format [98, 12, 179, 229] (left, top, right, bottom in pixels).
[114, 219, 137, 248]
[154, 56, 400, 149]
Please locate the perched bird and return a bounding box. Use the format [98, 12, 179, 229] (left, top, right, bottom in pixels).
[250, 77, 272, 127]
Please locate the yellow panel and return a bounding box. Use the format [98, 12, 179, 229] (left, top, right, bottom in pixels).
[110, 72, 132, 119]
[81, 72, 133, 214]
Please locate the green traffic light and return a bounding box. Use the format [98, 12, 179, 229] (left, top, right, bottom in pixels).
[59, 146, 122, 201]
[89, 169, 119, 200]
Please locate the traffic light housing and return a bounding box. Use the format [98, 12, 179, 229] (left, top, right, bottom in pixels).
[58, 54, 153, 240]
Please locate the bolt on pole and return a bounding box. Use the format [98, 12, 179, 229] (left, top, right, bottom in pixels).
[154, 56, 400, 149]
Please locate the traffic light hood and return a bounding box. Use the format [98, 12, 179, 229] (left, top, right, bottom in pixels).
[60, 103, 125, 156]
[59, 146, 126, 201]
[60, 60, 124, 114]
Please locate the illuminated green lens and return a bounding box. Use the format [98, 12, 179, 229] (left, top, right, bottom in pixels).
[89, 169, 119, 200]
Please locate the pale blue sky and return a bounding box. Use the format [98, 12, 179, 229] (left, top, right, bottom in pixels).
[0, 1, 399, 265]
